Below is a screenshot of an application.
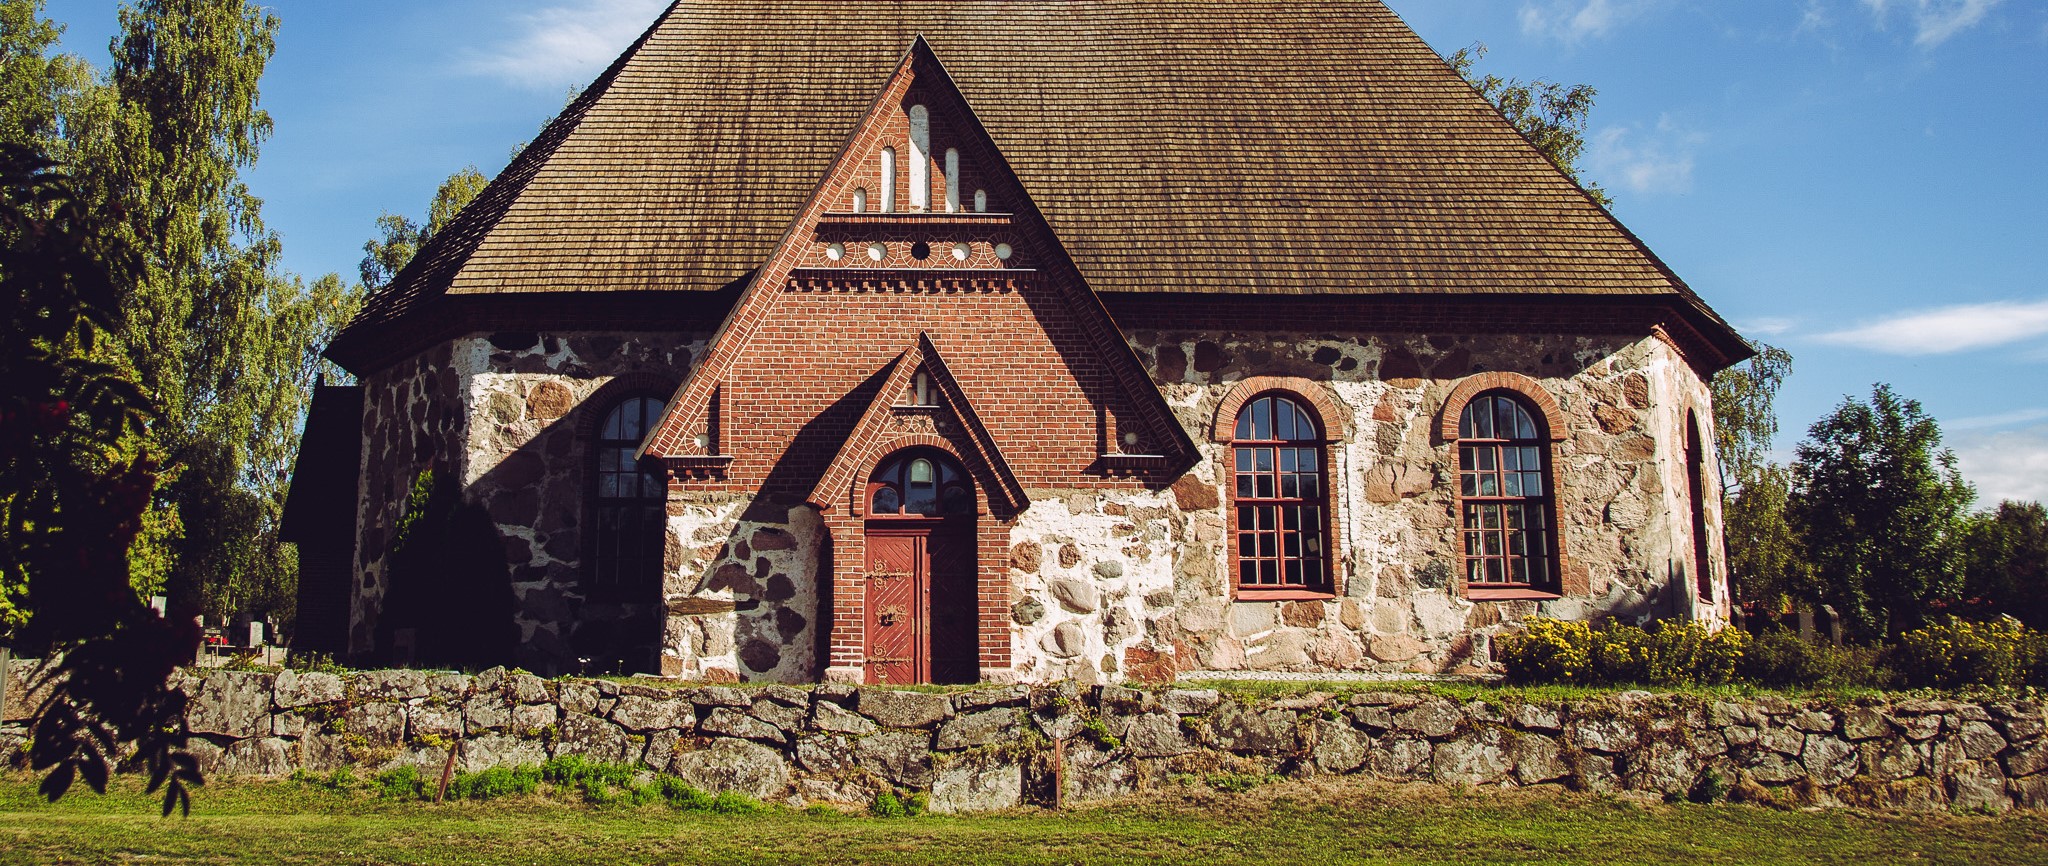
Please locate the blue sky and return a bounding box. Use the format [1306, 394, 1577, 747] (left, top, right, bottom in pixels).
[40, 0, 2048, 505]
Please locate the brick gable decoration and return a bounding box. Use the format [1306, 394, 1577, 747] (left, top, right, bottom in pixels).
[642, 37, 1195, 489]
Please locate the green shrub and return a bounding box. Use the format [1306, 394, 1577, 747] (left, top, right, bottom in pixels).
[1893, 617, 2046, 689]
[1733, 629, 1888, 688]
[870, 791, 907, 818]
[710, 791, 767, 815]
[447, 766, 542, 801]
[656, 776, 715, 811]
[372, 766, 430, 801]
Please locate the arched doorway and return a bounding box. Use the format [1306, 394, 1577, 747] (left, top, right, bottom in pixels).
[863, 450, 978, 684]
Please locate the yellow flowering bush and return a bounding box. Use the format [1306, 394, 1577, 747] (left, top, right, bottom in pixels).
[1498, 618, 1747, 686]
[1496, 619, 1595, 684]
[1893, 617, 2047, 689]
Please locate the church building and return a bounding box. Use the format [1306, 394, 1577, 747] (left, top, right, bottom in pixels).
[289, 0, 1751, 683]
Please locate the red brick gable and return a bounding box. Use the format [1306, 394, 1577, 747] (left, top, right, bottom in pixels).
[807, 333, 1029, 517]
[643, 37, 1193, 495]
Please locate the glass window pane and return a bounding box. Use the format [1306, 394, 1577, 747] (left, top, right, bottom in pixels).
[1300, 474, 1319, 499]
[1236, 448, 1252, 472]
[1522, 447, 1543, 470]
[1481, 505, 1501, 529]
[1280, 449, 1296, 472]
[1476, 447, 1496, 471]
[1258, 534, 1276, 557]
[1465, 533, 1481, 555]
[1478, 475, 1497, 496]
[1256, 475, 1274, 498]
[1511, 558, 1528, 583]
[1285, 559, 1303, 585]
[1236, 410, 1252, 440]
[1238, 532, 1255, 556]
[1459, 448, 1475, 471]
[910, 458, 934, 484]
[1284, 533, 1300, 557]
[599, 475, 619, 498]
[1252, 399, 1271, 440]
[1496, 401, 1517, 441]
[1300, 450, 1319, 472]
[1240, 560, 1258, 585]
[1486, 559, 1504, 583]
[601, 407, 624, 439]
[1274, 400, 1295, 442]
[1503, 448, 1521, 471]
[1258, 507, 1275, 530]
[1254, 448, 1273, 473]
[1484, 532, 1502, 555]
[1461, 475, 1477, 496]
[1260, 560, 1278, 584]
[1504, 475, 1522, 497]
[872, 487, 899, 513]
[1237, 475, 1254, 499]
[1517, 409, 1537, 441]
[1238, 506, 1255, 530]
[1282, 507, 1300, 530]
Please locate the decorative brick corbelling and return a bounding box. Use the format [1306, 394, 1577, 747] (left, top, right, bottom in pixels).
[1210, 376, 1349, 442]
[1437, 372, 1567, 442]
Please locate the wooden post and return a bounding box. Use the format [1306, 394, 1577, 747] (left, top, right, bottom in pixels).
[1052, 736, 1065, 810]
[0, 647, 11, 726]
[435, 740, 460, 803]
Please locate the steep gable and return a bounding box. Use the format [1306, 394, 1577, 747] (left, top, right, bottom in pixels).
[329, 0, 1747, 373]
[643, 37, 1194, 492]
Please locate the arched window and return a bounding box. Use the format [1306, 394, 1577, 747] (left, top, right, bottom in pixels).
[973, 189, 987, 213]
[868, 451, 972, 518]
[1457, 393, 1557, 592]
[852, 187, 867, 213]
[1231, 394, 1330, 593]
[1686, 412, 1713, 601]
[880, 147, 896, 212]
[592, 396, 668, 597]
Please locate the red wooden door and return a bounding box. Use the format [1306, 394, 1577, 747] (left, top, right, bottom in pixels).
[864, 523, 978, 685]
[864, 532, 924, 685]
[927, 528, 979, 684]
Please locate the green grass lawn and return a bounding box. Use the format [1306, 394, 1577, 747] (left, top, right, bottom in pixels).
[1, 772, 2043, 865]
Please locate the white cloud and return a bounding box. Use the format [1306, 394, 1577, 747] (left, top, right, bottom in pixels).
[1797, 1, 1832, 34]
[1736, 316, 1797, 337]
[463, 0, 668, 89]
[1815, 298, 2048, 355]
[1586, 115, 1703, 196]
[1518, 0, 1662, 42]
[1952, 424, 2048, 506]
[1948, 407, 2048, 431]
[1860, 0, 2006, 47]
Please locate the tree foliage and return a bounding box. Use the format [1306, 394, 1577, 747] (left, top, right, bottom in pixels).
[1962, 501, 2048, 630]
[1789, 384, 1975, 640]
[0, 142, 200, 815]
[1446, 43, 1611, 208]
[0, 0, 361, 631]
[359, 166, 486, 290]
[1711, 341, 1803, 607]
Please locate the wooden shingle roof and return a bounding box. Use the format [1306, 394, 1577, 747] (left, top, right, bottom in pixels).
[336, 0, 1741, 363]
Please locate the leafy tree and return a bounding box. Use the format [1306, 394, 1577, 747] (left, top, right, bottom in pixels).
[1446, 42, 1611, 208]
[1962, 501, 2048, 629]
[1790, 384, 1975, 640]
[360, 166, 486, 289]
[0, 0, 91, 150]
[0, 142, 200, 814]
[1710, 342, 1804, 607]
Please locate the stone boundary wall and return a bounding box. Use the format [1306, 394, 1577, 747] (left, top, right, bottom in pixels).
[2, 665, 2044, 814]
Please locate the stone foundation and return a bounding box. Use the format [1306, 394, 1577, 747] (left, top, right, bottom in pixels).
[7, 666, 2040, 814]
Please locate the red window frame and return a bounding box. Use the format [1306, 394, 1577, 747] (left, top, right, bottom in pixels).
[866, 450, 973, 520]
[1230, 393, 1333, 597]
[1457, 392, 1559, 598]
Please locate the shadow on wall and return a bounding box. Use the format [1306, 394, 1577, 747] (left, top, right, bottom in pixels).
[376, 469, 520, 670]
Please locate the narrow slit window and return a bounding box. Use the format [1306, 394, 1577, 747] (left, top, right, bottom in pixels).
[944, 148, 960, 213]
[907, 105, 930, 211]
[852, 187, 867, 213]
[973, 190, 987, 213]
[880, 147, 896, 213]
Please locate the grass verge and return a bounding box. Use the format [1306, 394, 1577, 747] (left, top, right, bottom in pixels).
[0, 772, 2044, 865]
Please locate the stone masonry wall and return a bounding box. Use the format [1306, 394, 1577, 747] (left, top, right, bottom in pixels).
[352, 342, 465, 658]
[456, 331, 709, 675]
[7, 666, 2040, 815]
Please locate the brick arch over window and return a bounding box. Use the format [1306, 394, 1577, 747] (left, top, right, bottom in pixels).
[1437, 372, 1566, 443]
[848, 434, 985, 518]
[1211, 376, 1348, 443]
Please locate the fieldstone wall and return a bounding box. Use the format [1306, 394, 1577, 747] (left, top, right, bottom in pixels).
[352, 342, 466, 656]
[1085, 329, 1730, 680]
[455, 331, 709, 675]
[9, 667, 2040, 815]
